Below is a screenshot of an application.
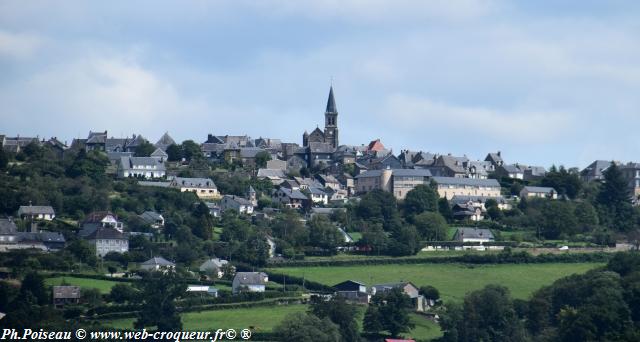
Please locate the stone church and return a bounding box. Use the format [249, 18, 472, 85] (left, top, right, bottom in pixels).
[302, 86, 339, 149]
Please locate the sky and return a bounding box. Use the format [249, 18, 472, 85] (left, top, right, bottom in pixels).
[1, 0, 640, 168]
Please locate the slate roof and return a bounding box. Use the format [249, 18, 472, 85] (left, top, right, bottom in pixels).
[522, 186, 556, 194]
[84, 227, 126, 240]
[279, 188, 308, 200]
[502, 164, 524, 173]
[172, 177, 217, 189]
[239, 147, 266, 158]
[155, 132, 176, 150]
[454, 227, 495, 240]
[17, 232, 65, 244]
[224, 195, 254, 206]
[257, 168, 286, 178]
[308, 142, 334, 153]
[150, 148, 168, 158]
[139, 211, 163, 223]
[141, 256, 175, 267]
[326, 86, 337, 113]
[308, 187, 326, 195]
[392, 169, 432, 177]
[234, 272, 268, 285]
[119, 157, 165, 171]
[53, 286, 81, 299]
[333, 280, 366, 292]
[18, 205, 55, 216]
[431, 177, 501, 188]
[199, 258, 229, 271]
[450, 195, 508, 205]
[581, 160, 613, 178]
[354, 170, 383, 179]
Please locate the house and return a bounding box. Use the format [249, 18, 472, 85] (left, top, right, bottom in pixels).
[333, 280, 369, 304]
[170, 177, 219, 199]
[453, 227, 495, 243]
[205, 202, 221, 218]
[450, 196, 511, 211]
[186, 285, 218, 297]
[220, 195, 254, 215]
[484, 152, 504, 168]
[1, 136, 39, 153]
[117, 156, 166, 179]
[266, 159, 287, 170]
[272, 188, 308, 209]
[495, 164, 524, 180]
[431, 177, 502, 200]
[18, 205, 55, 221]
[79, 211, 124, 237]
[307, 187, 328, 205]
[232, 272, 268, 294]
[523, 166, 547, 181]
[199, 258, 231, 278]
[452, 203, 485, 221]
[139, 256, 175, 271]
[372, 282, 428, 312]
[354, 168, 433, 199]
[366, 139, 386, 152]
[257, 168, 287, 185]
[581, 160, 613, 182]
[139, 211, 165, 229]
[84, 227, 129, 257]
[52, 286, 81, 307]
[150, 148, 168, 162]
[428, 155, 468, 177]
[315, 174, 342, 191]
[520, 186, 557, 199]
[0, 219, 66, 252]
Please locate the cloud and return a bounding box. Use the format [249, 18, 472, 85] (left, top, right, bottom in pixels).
[0, 30, 43, 59]
[383, 94, 573, 143]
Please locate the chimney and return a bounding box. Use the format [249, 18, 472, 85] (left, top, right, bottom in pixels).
[497, 151, 501, 157]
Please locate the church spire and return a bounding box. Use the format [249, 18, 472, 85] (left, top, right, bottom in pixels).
[326, 86, 337, 113]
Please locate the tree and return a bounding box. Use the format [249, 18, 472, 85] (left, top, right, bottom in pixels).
[363, 306, 383, 334]
[357, 189, 399, 231]
[255, 151, 272, 168]
[66, 149, 109, 180]
[134, 141, 155, 157]
[574, 202, 599, 232]
[308, 215, 343, 252]
[597, 163, 635, 231]
[82, 288, 103, 307]
[419, 285, 440, 301]
[20, 272, 48, 306]
[413, 212, 448, 241]
[181, 140, 202, 161]
[541, 165, 583, 199]
[444, 285, 525, 342]
[274, 313, 341, 342]
[166, 144, 183, 162]
[389, 225, 421, 256]
[310, 296, 360, 342]
[272, 210, 308, 248]
[438, 197, 453, 222]
[0, 148, 8, 170]
[404, 184, 438, 216]
[359, 223, 389, 255]
[541, 201, 578, 239]
[135, 271, 187, 331]
[366, 288, 414, 337]
[109, 283, 139, 303]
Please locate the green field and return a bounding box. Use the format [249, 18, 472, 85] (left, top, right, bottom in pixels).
[269, 262, 602, 302]
[105, 305, 307, 332]
[104, 305, 441, 340]
[45, 276, 120, 294]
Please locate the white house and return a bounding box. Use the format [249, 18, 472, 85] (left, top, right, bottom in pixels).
[18, 205, 55, 221]
[307, 187, 328, 205]
[139, 256, 176, 271]
[199, 258, 231, 278]
[220, 195, 254, 215]
[453, 227, 495, 243]
[520, 186, 558, 199]
[170, 177, 220, 199]
[232, 272, 268, 294]
[84, 226, 129, 257]
[118, 156, 166, 179]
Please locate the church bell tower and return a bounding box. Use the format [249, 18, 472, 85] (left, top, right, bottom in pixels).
[324, 86, 339, 148]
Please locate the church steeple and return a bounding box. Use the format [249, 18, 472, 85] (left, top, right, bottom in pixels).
[326, 86, 337, 114]
[324, 86, 339, 148]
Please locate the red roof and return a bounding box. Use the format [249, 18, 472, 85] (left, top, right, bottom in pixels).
[367, 139, 385, 152]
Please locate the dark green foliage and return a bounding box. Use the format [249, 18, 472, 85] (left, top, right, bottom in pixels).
[413, 211, 448, 241]
[308, 215, 343, 252]
[166, 144, 183, 161]
[81, 287, 103, 307]
[66, 149, 109, 180]
[541, 165, 583, 199]
[438, 197, 453, 222]
[109, 283, 140, 303]
[419, 285, 440, 301]
[356, 189, 399, 231]
[365, 288, 414, 337]
[540, 201, 578, 239]
[449, 285, 525, 342]
[404, 184, 439, 216]
[274, 313, 341, 342]
[20, 272, 48, 306]
[181, 140, 202, 162]
[255, 151, 272, 168]
[134, 141, 155, 157]
[310, 295, 361, 342]
[134, 271, 187, 331]
[0, 148, 8, 170]
[597, 163, 636, 231]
